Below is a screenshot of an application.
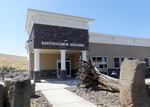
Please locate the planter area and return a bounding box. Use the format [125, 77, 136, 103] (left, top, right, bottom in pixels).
[31, 91, 52, 107]
[66, 86, 120, 107]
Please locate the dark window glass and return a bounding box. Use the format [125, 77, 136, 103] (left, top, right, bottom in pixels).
[114, 58, 120, 68]
[121, 58, 124, 62]
[128, 58, 133, 60]
[103, 57, 107, 62]
[104, 64, 107, 68]
[93, 56, 107, 69]
[99, 64, 103, 68]
[97, 57, 102, 62]
[92, 57, 96, 62]
[144, 58, 149, 67]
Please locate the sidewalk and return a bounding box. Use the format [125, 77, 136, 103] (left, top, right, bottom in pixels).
[36, 79, 97, 107]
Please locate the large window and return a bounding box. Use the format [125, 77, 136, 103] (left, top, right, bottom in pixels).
[144, 58, 149, 67]
[92, 56, 107, 69]
[114, 58, 120, 68]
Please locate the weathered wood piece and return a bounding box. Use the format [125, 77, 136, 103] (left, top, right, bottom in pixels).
[77, 58, 120, 92]
[95, 67, 120, 92]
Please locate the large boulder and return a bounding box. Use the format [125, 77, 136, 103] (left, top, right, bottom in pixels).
[31, 82, 35, 97]
[8, 73, 31, 107]
[4, 78, 12, 97]
[120, 59, 149, 107]
[0, 84, 4, 107]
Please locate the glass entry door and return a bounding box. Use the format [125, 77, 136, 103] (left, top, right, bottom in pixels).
[57, 60, 71, 78]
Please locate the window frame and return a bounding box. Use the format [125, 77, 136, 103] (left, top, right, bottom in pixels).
[113, 57, 120, 68]
[143, 57, 149, 68]
[92, 56, 108, 69]
[121, 57, 125, 62]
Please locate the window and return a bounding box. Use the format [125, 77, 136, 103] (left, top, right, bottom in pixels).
[114, 58, 120, 68]
[144, 58, 149, 67]
[128, 58, 133, 60]
[121, 58, 124, 62]
[92, 56, 107, 69]
[92, 57, 96, 63]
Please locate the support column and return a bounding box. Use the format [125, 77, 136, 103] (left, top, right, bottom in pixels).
[34, 49, 41, 82]
[82, 51, 87, 61]
[27, 51, 32, 77]
[60, 50, 67, 80]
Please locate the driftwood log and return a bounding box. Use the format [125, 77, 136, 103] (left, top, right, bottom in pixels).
[94, 67, 120, 92]
[77, 58, 120, 92]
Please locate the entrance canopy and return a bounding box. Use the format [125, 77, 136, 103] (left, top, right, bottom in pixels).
[25, 9, 94, 81]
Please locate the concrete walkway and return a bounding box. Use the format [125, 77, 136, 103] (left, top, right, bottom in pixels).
[36, 79, 97, 107]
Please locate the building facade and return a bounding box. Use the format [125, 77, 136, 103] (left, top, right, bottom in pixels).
[26, 9, 150, 81]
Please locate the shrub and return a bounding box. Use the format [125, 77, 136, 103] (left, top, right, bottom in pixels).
[0, 65, 16, 73]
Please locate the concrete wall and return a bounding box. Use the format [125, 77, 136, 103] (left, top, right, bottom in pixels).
[89, 43, 150, 68]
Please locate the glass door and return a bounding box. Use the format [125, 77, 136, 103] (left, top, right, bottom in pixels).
[57, 60, 71, 78]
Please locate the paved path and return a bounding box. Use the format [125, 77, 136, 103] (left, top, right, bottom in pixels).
[36, 79, 97, 107]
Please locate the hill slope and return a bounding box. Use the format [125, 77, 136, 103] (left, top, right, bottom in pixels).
[0, 54, 27, 70]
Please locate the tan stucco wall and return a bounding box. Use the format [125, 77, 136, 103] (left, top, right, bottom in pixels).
[40, 54, 59, 70]
[89, 43, 150, 68]
[70, 53, 81, 69]
[31, 53, 59, 70]
[31, 52, 81, 71]
[31, 43, 150, 70]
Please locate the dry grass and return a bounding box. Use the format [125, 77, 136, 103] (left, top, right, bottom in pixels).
[0, 54, 27, 71]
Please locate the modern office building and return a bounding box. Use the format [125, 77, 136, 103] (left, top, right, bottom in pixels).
[26, 9, 150, 81]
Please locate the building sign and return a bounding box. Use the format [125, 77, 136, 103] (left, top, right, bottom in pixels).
[41, 41, 85, 48]
[33, 24, 89, 50]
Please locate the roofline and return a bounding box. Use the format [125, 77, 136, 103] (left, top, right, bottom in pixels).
[90, 32, 150, 41]
[25, 8, 95, 32]
[28, 8, 95, 21]
[89, 32, 150, 47]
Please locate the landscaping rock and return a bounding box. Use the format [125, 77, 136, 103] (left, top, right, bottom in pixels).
[66, 86, 120, 107]
[8, 73, 31, 107]
[120, 59, 149, 107]
[0, 84, 4, 107]
[60, 70, 67, 80]
[31, 82, 35, 97]
[4, 78, 12, 97]
[31, 91, 53, 107]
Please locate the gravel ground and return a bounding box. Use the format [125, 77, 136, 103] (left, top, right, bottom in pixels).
[31, 91, 53, 107]
[66, 86, 121, 107]
[2, 72, 52, 107]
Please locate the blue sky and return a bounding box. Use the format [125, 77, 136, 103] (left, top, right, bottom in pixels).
[0, 0, 150, 56]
